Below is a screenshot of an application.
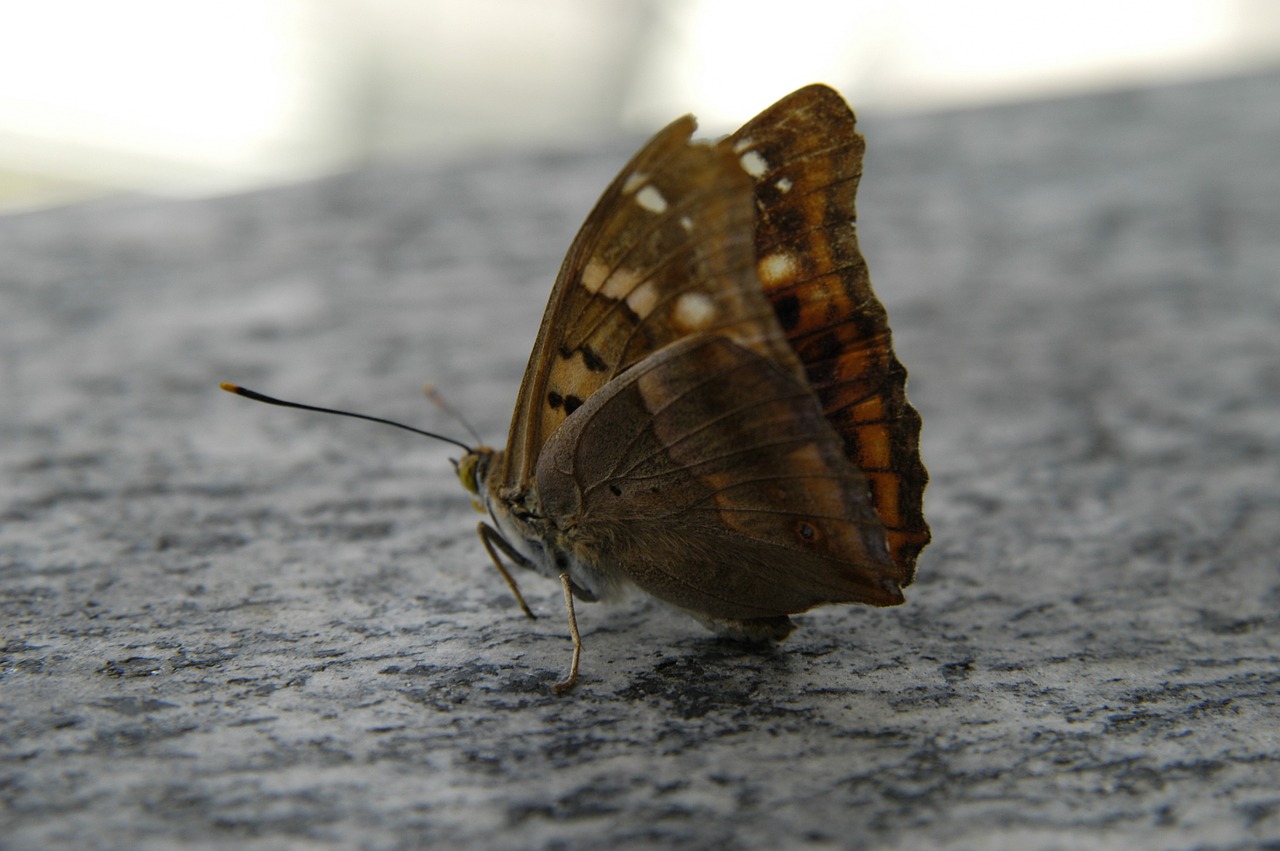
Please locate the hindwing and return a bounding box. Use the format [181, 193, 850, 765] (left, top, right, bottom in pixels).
[535, 335, 903, 620]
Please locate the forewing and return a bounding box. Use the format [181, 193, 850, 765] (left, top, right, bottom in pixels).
[500, 117, 802, 490]
[727, 84, 931, 584]
[536, 335, 904, 622]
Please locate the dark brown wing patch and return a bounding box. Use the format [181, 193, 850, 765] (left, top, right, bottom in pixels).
[727, 84, 931, 583]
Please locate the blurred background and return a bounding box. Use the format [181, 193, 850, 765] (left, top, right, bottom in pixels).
[2, 0, 1278, 213]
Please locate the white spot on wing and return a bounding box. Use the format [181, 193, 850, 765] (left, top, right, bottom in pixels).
[582, 259, 642, 302]
[775, 177, 793, 193]
[626, 281, 659, 317]
[679, 215, 693, 232]
[636, 185, 668, 214]
[732, 137, 753, 154]
[673, 292, 716, 331]
[600, 268, 641, 300]
[739, 150, 768, 178]
[581, 259, 609, 293]
[622, 172, 647, 194]
[758, 252, 798, 285]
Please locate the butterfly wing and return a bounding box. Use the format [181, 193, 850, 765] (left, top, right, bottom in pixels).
[469, 86, 928, 689]
[496, 115, 804, 492]
[727, 84, 931, 585]
[535, 334, 903, 621]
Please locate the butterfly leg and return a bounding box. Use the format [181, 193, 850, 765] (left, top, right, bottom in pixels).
[476, 522, 537, 620]
[551, 572, 581, 694]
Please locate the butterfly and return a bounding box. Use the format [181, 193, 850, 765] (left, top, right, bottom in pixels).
[225, 84, 928, 693]
[453, 84, 930, 691]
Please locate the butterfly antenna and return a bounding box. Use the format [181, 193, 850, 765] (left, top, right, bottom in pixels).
[220, 383, 474, 453]
[423, 383, 483, 447]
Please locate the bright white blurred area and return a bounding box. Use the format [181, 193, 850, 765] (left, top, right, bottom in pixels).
[2, 0, 1278, 212]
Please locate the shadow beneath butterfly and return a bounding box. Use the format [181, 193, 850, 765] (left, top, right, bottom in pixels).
[613, 639, 797, 720]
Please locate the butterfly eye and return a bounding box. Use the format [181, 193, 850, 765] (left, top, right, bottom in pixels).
[455, 452, 482, 495]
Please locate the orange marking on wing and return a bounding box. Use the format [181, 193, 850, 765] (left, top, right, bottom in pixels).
[727, 83, 930, 584]
[855, 423, 891, 470]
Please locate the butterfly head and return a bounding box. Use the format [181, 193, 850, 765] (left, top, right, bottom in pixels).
[453, 446, 498, 513]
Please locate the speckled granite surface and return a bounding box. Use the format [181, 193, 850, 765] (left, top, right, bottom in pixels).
[3, 71, 1279, 850]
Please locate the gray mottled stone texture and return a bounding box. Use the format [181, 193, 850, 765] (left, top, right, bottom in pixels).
[3, 71, 1279, 850]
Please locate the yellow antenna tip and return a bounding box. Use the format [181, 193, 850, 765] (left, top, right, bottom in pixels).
[219, 382, 241, 393]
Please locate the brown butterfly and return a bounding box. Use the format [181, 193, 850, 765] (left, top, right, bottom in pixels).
[225, 84, 928, 693]
[455, 84, 929, 691]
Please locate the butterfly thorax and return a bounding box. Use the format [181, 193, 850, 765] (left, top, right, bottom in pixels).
[458, 446, 619, 603]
